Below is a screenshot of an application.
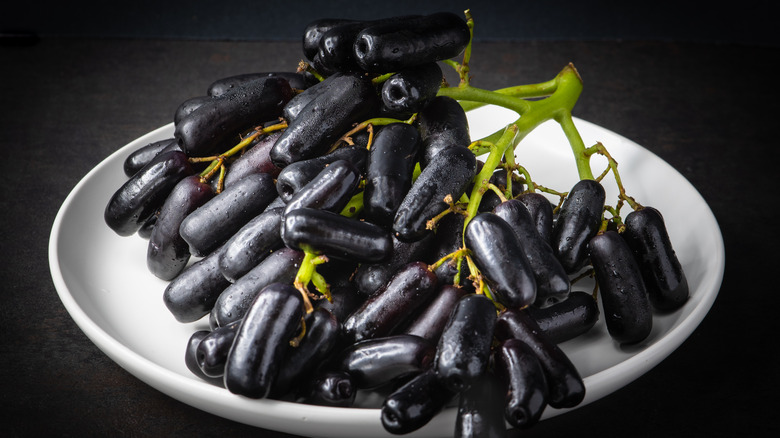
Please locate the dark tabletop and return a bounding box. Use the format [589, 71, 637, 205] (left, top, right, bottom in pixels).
[1, 36, 777, 437]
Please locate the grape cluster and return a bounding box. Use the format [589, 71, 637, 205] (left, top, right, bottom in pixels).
[104, 10, 689, 436]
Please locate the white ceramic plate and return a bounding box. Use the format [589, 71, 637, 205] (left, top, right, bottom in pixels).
[49, 106, 724, 438]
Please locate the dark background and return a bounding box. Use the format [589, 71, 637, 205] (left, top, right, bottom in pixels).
[3, 0, 778, 46]
[2, 1, 778, 437]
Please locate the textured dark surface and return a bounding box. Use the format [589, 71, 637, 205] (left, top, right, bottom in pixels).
[1, 37, 777, 437]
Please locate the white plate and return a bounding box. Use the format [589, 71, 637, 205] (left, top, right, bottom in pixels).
[49, 106, 724, 438]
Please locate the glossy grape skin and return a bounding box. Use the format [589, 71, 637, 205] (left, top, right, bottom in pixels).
[314, 281, 365, 323]
[206, 72, 316, 97]
[122, 137, 178, 177]
[137, 210, 158, 239]
[269, 73, 381, 168]
[551, 179, 606, 274]
[493, 199, 571, 308]
[342, 262, 438, 344]
[517, 192, 555, 245]
[525, 291, 600, 344]
[381, 368, 457, 435]
[401, 284, 468, 343]
[282, 159, 361, 217]
[282, 208, 392, 263]
[295, 370, 356, 407]
[353, 12, 470, 73]
[380, 62, 443, 115]
[105, 150, 194, 237]
[196, 320, 240, 378]
[222, 131, 283, 188]
[223, 282, 304, 399]
[494, 308, 585, 409]
[174, 96, 212, 125]
[622, 206, 689, 311]
[217, 206, 284, 283]
[393, 145, 477, 242]
[464, 212, 537, 309]
[282, 74, 339, 122]
[175, 76, 293, 157]
[271, 307, 341, 398]
[302, 18, 360, 61]
[363, 123, 421, 226]
[316, 21, 370, 72]
[455, 374, 507, 438]
[275, 144, 368, 203]
[493, 338, 548, 429]
[184, 330, 221, 384]
[179, 172, 277, 257]
[147, 175, 215, 281]
[163, 245, 231, 323]
[588, 230, 653, 344]
[210, 247, 304, 328]
[417, 95, 471, 169]
[353, 233, 434, 297]
[434, 294, 497, 393]
[334, 334, 435, 390]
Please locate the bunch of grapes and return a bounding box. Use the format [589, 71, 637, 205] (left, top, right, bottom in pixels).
[104, 10, 689, 436]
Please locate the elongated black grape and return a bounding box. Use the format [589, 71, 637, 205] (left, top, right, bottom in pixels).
[381, 368, 457, 435]
[380, 62, 442, 114]
[493, 199, 570, 307]
[184, 330, 222, 384]
[494, 308, 585, 409]
[123, 138, 178, 177]
[163, 245, 231, 323]
[588, 230, 653, 344]
[417, 95, 471, 168]
[218, 206, 284, 283]
[196, 320, 240, 378]
[180, 172, 277, 257]
[175, 76, 293, 156]
[271, 307, 341, 398]
[313, 269, 365, 321]
[282, 208, 392, 263]
[224, 282, 304, 399]
[210, 247, 304, 328]
[493, 338, 548, 429]
[270, 73, 380, 167]
[353, 12, 470, 73]
[465, 212, 537, 309]
[455, 373, 507, 438]
[402, 284, 468, 343]
[302, 18, 360, 61]
[317, 16, 422, 73]
[434, 294, 496, 393]
[282, 159, 361, 217]
[342, 262, 438, 344]
[517, 192, 555, 245]
[174, 96, 212, 125]
[275, 144, 368, 203]
[105, 150, 194, 237]
[147, 175, 215, 281]
[551, 179, 606, 273]
[622, 206, 689, 311]
[353, 233, 434, 296]
[363, 123, 421, 226]
[222, 131, 283, 188]
[525, 291, 600, 344]
[207, 72, 316, 97]
[282, 74, 340, 122]
[335, 334, 435, 389]
[295, 370, 356, 407]
[393, 145, 476, 242]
